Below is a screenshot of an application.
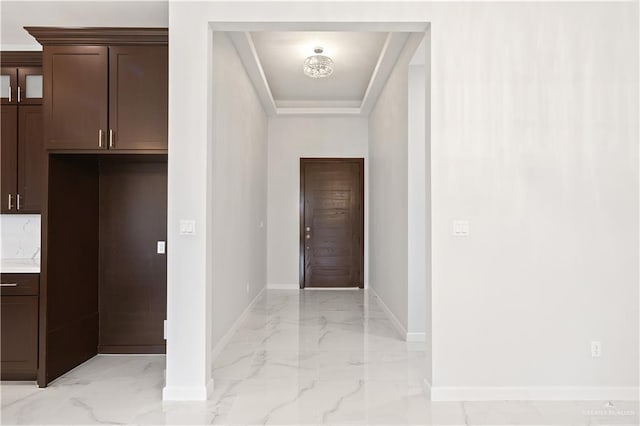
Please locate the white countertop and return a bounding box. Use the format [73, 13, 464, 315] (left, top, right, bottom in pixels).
[0, 259, 40, 274]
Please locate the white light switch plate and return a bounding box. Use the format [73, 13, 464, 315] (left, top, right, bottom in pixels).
[453, 220, 470, 236]
[157, 241, 166, 254]
[179, 220, 196, 235]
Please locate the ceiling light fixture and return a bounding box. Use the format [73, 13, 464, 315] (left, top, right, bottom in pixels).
[303, 47, 334, 79]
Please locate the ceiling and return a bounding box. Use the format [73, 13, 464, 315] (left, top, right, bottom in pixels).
[230, 30, 416, 116]
[251, 31, 388, 106]
[0, 1, 168, 50]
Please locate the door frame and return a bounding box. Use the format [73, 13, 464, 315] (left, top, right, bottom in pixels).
[299, 157, 365, 289]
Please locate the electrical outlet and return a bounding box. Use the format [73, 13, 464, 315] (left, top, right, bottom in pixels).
[157, 241, 166, 254]
[591, 341, 602, 358]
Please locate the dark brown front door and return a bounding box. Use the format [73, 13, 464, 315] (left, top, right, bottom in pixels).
[300, 158, 364, 288]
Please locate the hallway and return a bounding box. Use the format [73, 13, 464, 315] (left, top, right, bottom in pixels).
[2, 289, 638, 425]
[209, 289, 428, 424]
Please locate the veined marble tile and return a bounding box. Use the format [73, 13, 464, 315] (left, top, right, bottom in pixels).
[0, 214, 41, 260]
[2, 290, 638, 426]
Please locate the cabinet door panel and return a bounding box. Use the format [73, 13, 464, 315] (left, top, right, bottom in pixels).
[99, 160, 167, 353]
[109, 46, 167, 150]
[18, 105, 43, 212]
[18, 67, 43, 105]
[1, 105, 17, 213]
[1, 295, 39, 380]
[44, 46, 108, 150]
[0, 67, 17, 105]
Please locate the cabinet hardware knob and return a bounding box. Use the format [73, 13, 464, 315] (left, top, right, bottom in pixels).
[16, 194, 21, 210]
[7, 194, 13, 210]
[0, 283, 18, 287]
[306, 234, 311, 239]
[98, 129, 103, 148]
[109, 129, 114, 148]
[17, 86, 21, 103]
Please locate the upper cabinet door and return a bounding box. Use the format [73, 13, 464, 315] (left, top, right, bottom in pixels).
[0, 67, 17, 105]
[108, 46, 167, 150]
[17, 67, 43, 105]
[18, 106, 43, 213]
[1, 105, 18, 213]
[44, 46, 108, 150]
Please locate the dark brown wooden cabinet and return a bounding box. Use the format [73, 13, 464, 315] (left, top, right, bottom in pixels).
[2, 61, 43, 105]
[42, 44, 167, 151]
[42, 155, 167, 386]
[0, 106, 43, 213]
[1, 105, 18, 212]
[18, 106, 44, 212]
[109, 46, 168, 151]
[98, 160, 167, 353]
[1, 274, 40, 381]
[0, 53, 43, 213]
[44, 46, 108, 150]
[25, 27, 169, 388]
[1, 67, 18, 105]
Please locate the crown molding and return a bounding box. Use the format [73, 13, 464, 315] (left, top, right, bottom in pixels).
[24, 27, 168, 46]
[230, 29, 421, 117]
[0, 51, 42, 67]
[228, 32, 277, 116]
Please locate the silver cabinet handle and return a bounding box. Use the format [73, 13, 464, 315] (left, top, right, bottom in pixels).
[109, 129, 114, 148]
[8, 85, 11, 103]
[16, 194, 21, 210]
[17, 86, 21, 103]
[7, 194, 13, 210]
[0, 283, 18, 287]
[98, 129, 103, 148]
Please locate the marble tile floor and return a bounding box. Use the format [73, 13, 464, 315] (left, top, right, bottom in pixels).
[1, 289, 638, 425]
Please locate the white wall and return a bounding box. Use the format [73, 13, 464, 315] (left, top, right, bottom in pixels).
[408, 59, 427, 339]
[168, 1, 639, 401]
[165, 1, 211, 400]
[267, 116, 368, 288]
[429, 2, 638, 399]
[368, 38, 412, 333]
[210, 32, 268, 350]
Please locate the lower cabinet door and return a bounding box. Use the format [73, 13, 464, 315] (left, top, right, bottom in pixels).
[1, 295, 38, 380]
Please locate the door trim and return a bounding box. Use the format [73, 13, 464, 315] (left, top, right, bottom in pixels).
[299, 157, 365, 289]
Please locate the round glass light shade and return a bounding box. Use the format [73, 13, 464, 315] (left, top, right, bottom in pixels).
[303, 54, 334, 79]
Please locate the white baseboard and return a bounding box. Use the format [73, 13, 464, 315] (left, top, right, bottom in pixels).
[423, 378, 432, 399]
[162, 379, 213, 401]
[211, 287, 266, 362]
[430, 386, 640, 401]
[369, 288, 408, 341]
[267, 283, 299, 290]
[406, 332, 426, 342]
[369, 288, 427, 343]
